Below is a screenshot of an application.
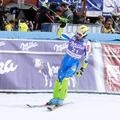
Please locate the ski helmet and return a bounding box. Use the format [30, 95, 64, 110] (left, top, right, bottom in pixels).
[77, 25, 89, 38]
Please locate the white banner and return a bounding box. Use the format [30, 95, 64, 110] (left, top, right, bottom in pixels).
[103, 0, 120, 15]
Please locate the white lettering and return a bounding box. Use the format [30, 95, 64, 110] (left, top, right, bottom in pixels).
[20, 42, 38, 51]
[0, 60, 18, 74]
[54, 43, 68, 52]
[0, 41, 6, 47]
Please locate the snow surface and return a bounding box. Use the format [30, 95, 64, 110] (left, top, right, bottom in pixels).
[0, 92, 120, 120]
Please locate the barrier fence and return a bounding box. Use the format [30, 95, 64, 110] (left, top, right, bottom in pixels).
[0, 31, 120, 43]
[0, 38, 120, 93]
[41, 23, 102, 33]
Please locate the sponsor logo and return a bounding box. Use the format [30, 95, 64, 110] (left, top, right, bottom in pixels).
[34, 59, 59, 87]
[0, 41, 6, 47]
[70, 40, 86, 49]
[20, 42, 38, 51]
[54, 43, 68, 52]
[0, 60, 18, 74]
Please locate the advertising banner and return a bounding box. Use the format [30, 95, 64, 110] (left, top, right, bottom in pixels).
[86, 0, 103, 17]
[0, 39, 96, 91]
[103, 0, 120, 16]
[102, 44, 120, 92]
[48, 0, 74, 3]
[76, 0, 83, 12]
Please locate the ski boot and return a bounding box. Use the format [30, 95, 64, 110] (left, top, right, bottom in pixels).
[46, 98, 63, 106]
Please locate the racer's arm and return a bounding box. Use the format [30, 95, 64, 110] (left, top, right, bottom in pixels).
[76, 41, 92, 77]
[57, 17, 69, 38]
[83, 40, 91, 68]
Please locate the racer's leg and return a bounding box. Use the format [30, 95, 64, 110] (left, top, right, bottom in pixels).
[47, 54, 80, 105]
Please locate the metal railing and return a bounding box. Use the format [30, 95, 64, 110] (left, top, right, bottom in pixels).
[41, 23, 102, 33]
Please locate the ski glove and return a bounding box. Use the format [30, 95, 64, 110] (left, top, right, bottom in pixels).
[76, 67, 84, 78]
[58, 16, 69, 23]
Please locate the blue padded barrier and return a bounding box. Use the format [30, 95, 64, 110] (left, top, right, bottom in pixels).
[0, 31, 120, 43]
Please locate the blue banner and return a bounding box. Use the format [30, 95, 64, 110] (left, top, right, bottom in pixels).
[86, 0, 103, 11]
[48, 0, 72, 3]
[48, 0, 62, 2]
[76, 0, 82, 12]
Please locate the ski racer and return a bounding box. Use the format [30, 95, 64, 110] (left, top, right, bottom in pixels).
[47, 25, 92, 106]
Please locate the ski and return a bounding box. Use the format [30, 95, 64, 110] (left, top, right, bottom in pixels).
[26, 101, 73, 110]
[47, 105, 62, 111]
[26, 103, 48, 108]
[47, 102, 73, 111]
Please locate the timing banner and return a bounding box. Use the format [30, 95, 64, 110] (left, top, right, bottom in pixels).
[102, 44, 120, 92]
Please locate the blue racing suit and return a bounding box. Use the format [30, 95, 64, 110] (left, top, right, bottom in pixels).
[58, 35, 91, 82]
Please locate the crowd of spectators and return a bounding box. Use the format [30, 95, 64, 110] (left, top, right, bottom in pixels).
[0, 0, 120, 34]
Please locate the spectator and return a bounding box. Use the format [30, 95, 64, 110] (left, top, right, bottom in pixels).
[49, 2, 60, 15]
[60, 2, 73, 23]
[114, 16, 120, 32]
[5, 20, 15, 31]
[34, 7, 54, 30]
[96, 15, 105, 26]
[26, 20, 34, 31]
[18, 19, 29, 32]
[73, 11, 84, 24]
[34, 9, 41, 30]
[101, 19, 115, 33]
[0, 0, 5, 30]
[115, 21, 120, 34]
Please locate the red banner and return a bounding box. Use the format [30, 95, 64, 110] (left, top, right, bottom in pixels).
[102, 44, 120, 92]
